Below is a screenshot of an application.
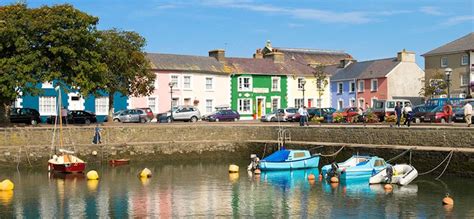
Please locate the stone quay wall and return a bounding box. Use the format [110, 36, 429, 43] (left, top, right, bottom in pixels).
[0, 125, 473, 176]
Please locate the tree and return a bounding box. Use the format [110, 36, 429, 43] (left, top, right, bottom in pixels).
[0, 4, 107, 124]
[98, 29, 155, 122]
[312, 64, 329, 116]
[419, 72, 448, 98]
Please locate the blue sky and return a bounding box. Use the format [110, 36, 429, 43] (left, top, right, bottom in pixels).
[3, 0, 474, 67]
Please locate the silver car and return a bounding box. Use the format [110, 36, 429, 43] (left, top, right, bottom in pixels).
[261, 108, 297, 122]
[113, 109, 148, 123]
[161, 106, 201, 123]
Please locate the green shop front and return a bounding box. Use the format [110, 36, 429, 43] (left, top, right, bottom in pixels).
[231, 74, 288, 120]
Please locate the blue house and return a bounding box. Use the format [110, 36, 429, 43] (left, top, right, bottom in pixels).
[14, 81, 128, 123]
[326, 60, 360, 110]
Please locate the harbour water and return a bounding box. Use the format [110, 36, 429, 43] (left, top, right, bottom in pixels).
[1, 160, 473, 218]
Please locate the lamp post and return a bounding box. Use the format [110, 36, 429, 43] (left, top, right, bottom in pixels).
[301, 78, 306, 107]
[445, 68, 452, 103]
[168, 82, 174, 123]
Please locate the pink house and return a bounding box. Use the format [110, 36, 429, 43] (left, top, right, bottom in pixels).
[129, 51, 230, 117]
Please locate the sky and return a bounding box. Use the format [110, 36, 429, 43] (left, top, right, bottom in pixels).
[2, 0, 474, 67]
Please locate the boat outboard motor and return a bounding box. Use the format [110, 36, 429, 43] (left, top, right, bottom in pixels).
[327, 162, 339, 178]
[385, 165, 393, 183]
[247, 154, 260, 171]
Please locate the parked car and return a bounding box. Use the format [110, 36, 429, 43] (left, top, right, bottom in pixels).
[424, 97, 464, 111]
[138, 108, 154, 122]
[158, 106, 201, 123]
[207, 109, 240, 122]
[423, 105, 461, 123]
[453, 99, 474, 122]
[10, 108, 41, 125]
[411, 105, 430, 123]
[372, 99, 412, 121]
[47, 110, 98, 124]
[261, 108, 297, 122]
[332, 107, 363, 123]
[113, 109, 148, 123]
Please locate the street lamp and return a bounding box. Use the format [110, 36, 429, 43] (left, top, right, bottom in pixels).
[168, 82, 174, 123]
[301, 78, 306, 107]
[445, 68, 452, 103]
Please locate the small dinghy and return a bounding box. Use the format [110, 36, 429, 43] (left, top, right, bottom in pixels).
[322, 155, 387, 181]
[369, 164, 418, 186]
[109, 159, 130, 166]
[255, 149, 320, 171]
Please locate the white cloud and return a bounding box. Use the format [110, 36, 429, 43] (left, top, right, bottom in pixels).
[288, 23, 304, 28]
[420, 6, 444, 16]
[442, 15, 474, 26]
[156, 4, 178, 10]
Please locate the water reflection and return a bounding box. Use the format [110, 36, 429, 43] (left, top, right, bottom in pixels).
[0, 163, 473, 218]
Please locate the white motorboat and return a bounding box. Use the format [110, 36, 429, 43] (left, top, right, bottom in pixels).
[369, 164, 418, 186]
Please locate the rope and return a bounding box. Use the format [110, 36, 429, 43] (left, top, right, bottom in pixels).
[386, 148, 414, 163]
[261, 143, 267, 159]
[435, 150, 454, 180]
[320, 146, 345, 157]
[308, 145, 325, 152]
[419, 150, 454, 176]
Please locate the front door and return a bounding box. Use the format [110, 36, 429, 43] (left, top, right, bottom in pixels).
[257, 97, 265, 119]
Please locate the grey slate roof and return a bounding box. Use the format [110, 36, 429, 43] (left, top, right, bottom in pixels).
[330, 58, 400, 81]
[226, 57, 315, 76]
[422, 32, 474, 56]
[271, 47, 353, 65]
[146, 53, 228, 74]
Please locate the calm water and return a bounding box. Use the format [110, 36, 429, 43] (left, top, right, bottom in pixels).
[1, 161, 473, 218]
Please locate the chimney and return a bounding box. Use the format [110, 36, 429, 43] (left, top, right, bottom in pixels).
[253, 49, 263, 59]
[339, 58, 354, 68]
[264, 52, 284, 63]
[209, 49, 225, 62]
[397, 49, 415, 62]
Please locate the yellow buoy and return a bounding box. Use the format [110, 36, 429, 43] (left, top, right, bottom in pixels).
[87, 179, 99, 191]
[384, 184, 393, 192]
[86, 170, 99, 180]
[0, 180, 14, 191]
[140, 177, 150, 186]
[254, 169, 261, 175]
[442, 194, 454, 205]
[330, 177, 339, 183]
[0, 190, 14, 205]
[229, 164, 239, 173]
[139, 168, 152, 178]
[229, 173, 239, 182]
[307, 174, 315, 180]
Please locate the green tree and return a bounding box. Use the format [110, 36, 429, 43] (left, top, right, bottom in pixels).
[98, 29, 155, 122]
[0, 4, 107, 124]
[419, 71, 448, 98]
[312, 64, 329, 115]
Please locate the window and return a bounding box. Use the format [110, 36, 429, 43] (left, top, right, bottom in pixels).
[358, 80, 364, 92]
[316, 79, 323, 89]
[39, 96, 56, 115]
[461, 74, 469, 86]
[238, 98, 252, 113]
[337, 100, 343, 110]
[42, 82, 53, 89]
[206, 99, 213, 113]
[238, 77, 252, 91]
[183, 76, 191, 89]
[95, 97, 109, 115]
[371, 79, 378, 91]
[371, 97, 378, 107]
[171, 75, 179, 88]
[205, 77, 213, 90]
[358, 98, 365, 108]
[172, 98, 179, 107]
[271, 77, 280, 91]
[350, 98, 356, 107]
[184, 98, 191, 105]
[271, 97, 280, 111]
[294, 98, 304, 108]
[337, 82, 343, 94]
[297, 78, 305, 89]
[349, 81, 355, 93]
[441, 57, 448, 67]
[147, 97, 158, 114]
[461, 55, 469, 66]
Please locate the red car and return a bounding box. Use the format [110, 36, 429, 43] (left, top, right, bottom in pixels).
[423, 105, 460, 123]
[332, 107, 363, 123]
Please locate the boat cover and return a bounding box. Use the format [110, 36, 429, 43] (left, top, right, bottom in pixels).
[262, 150, 290, 162]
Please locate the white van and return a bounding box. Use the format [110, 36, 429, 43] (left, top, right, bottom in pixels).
[372, 99, 412, 121]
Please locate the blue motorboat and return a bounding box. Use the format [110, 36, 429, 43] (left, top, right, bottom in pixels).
[321, 155, 388, 181]
[258, 149, 320, 171]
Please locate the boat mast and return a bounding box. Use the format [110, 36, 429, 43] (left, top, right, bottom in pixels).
[58, 86, 64, 149]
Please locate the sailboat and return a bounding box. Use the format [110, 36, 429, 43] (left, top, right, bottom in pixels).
[47, 85, 86, 173]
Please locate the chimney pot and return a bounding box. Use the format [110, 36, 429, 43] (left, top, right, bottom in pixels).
[264, 52, 284, 63]
[209, 49, 225, 62]
[397, 50, 415, 62]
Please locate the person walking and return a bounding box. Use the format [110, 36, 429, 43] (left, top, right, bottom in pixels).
[394, 102, 402, 127]
[463, 101, 472, 127]
[93, 124, 102, 144]
[61, 107, 68, 125]
[298, 105, 305, 126]
[403, 103, 413, 127]
[302, 106, 309, 126]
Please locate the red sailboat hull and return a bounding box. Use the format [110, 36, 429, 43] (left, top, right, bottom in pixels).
[49, 162, 86, 173]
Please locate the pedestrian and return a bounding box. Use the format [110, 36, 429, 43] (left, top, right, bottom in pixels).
[443, 102, 453, 123]
[463, 101, 472, 127]
[403, 103, 413, 127]
[298, 105, 304, 126]
[357, 107, 364, 123]
[61, 107, 68, 125]
[303, 106, 309, 126]
[394, 102, 402, 127]
[93, 124, 102, 144]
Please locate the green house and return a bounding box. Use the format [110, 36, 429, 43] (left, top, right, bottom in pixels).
[226, 56, 289, 120]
